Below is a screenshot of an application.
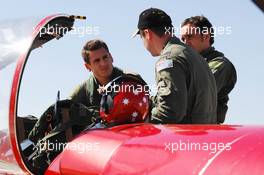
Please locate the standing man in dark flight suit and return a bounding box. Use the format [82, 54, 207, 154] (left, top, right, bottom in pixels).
[181, 16, 237, 123]
[133, 8, 217, 124]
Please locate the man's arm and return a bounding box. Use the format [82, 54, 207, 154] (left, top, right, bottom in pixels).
[209, 58, 237, 95]
[151, 61, 188, 124]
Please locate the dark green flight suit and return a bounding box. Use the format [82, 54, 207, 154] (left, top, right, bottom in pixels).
[151, 37, 217, 124]
[27, 67, 144, 173]
[201, 47, 237, 123]
[70, 67, 124, 108]
[28, 67, 124, 143]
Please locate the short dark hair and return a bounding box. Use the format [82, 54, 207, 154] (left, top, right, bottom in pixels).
[181, 16, 214, 45]
[81, 39, 109, 63]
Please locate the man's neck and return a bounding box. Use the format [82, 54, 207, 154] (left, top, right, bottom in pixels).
[157, 35, 171, 55]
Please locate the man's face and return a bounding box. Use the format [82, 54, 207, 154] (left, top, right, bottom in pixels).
[181, 24, 209, 53]
[85, 47, 113, 80]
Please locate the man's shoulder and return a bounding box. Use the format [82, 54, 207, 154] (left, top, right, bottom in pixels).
[162, 43, 186, 59]
[208, 53, 236, 72]
[74, 75, 95, 92]
[71, 80, 88, 94]
[113, 67, 124, 74]
[157, 43, 192, 73]
[81, 75, 95, 87]
[204, 48, 231, 63]
[163, 42, 201, 63]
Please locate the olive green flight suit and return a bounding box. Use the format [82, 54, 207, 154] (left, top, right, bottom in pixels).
[151, 37, 217, 124]
[28, 67, 124, 142]
[201, 47, 237, 123]
[70, 67, 124, 108]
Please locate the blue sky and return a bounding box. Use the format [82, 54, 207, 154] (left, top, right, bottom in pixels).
[0, 0, 264, 129]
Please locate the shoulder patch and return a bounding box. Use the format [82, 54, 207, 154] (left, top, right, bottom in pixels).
[156, 59, 173, 72]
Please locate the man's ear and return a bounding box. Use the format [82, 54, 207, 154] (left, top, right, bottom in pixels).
[143, 29, 151, 40]
[84, 63, 91, 71]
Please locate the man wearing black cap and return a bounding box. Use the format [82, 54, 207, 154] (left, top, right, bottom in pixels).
[133, 8, 218, 124]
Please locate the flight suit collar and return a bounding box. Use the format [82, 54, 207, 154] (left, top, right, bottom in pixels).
[92, 67, 123, 86]
[110, 67, 124, 80]
[161, 36, 182, 54]
[200, 47, 224, 62]
[90, 67, 124, 97]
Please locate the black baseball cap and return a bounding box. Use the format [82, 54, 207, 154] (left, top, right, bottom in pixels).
[132, 8, 172, 37]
